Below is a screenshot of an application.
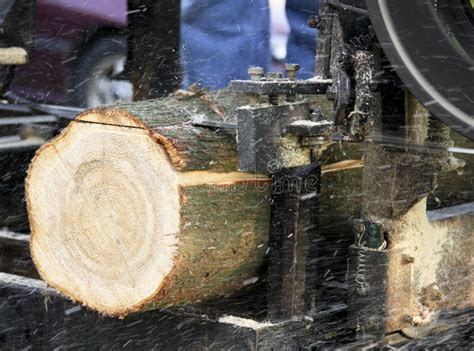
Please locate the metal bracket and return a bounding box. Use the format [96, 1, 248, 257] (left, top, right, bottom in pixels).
[236, 102, 312, 174]
[229, 79, 331, 96]
[267, 163, 321, 321]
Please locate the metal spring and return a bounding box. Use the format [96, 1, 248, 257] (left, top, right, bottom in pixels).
[355, 244, 369, 296]
[354, 227, 387, 296]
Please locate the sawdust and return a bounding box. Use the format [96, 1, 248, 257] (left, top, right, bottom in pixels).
[289, 120, 318, 127]
[308, 76, 333, 83]
[280, 135, 311, 168]
[383, 198, 456, 323]
[386, 198, 448, 289]
[218, 315, 278, 331]
[0, 47, 27, 65]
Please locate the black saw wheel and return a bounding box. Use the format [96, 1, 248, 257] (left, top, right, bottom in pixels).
[367, 0, 474, 140]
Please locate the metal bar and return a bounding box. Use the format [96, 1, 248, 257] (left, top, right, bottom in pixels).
[0, 138, 43, 151]
[326, 0, 368, 15]
[0, 135, 20, 144]
[368, 136, 474, 155]
[0, 115, 57, 125]
[427, 202, 474, 222]
[267, 163, 321, 321]
[229, 79, 331, 95]
[3, 92, 84, 119]
[0, 102, 32, 114]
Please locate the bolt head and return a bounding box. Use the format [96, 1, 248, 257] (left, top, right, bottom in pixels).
[284, 63, 301, 72]
[248, 66, 264, 75]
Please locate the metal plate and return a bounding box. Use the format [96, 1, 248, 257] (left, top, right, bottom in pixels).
[229, 79, 331, 95]
[367, 0, 474, 140]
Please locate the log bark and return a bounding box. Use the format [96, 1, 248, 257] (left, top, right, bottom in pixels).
[26, 90, 271, 317]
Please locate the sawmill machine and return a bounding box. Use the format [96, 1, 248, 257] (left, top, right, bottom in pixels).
[0, 0, 473, 349]
[222, 0, 474, 342]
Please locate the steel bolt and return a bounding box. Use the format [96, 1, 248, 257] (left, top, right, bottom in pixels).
[285, 63, 301, 81]
[247, 67, 264, 105]
[248, 66, 264, 81]
[264, 72, 283, 104]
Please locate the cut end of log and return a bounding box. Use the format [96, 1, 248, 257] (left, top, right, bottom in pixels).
[27, 104, 270, 316]
[28, 110, 182, 315]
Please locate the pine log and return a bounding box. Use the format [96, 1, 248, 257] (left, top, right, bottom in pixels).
[26, 90, 271, 317]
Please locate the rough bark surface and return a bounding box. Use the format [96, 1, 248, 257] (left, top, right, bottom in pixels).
[78, 90, 248, 172]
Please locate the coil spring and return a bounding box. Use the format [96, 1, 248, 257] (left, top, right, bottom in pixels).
[354, 226, 386, 296]
[355, 245, 369, 295]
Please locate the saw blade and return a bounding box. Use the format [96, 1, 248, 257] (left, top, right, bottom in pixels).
[366, 0, 474, 140]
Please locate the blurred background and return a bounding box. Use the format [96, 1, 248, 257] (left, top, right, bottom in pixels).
[4, 0, 318, 107]
[7, 0, 129, 108]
